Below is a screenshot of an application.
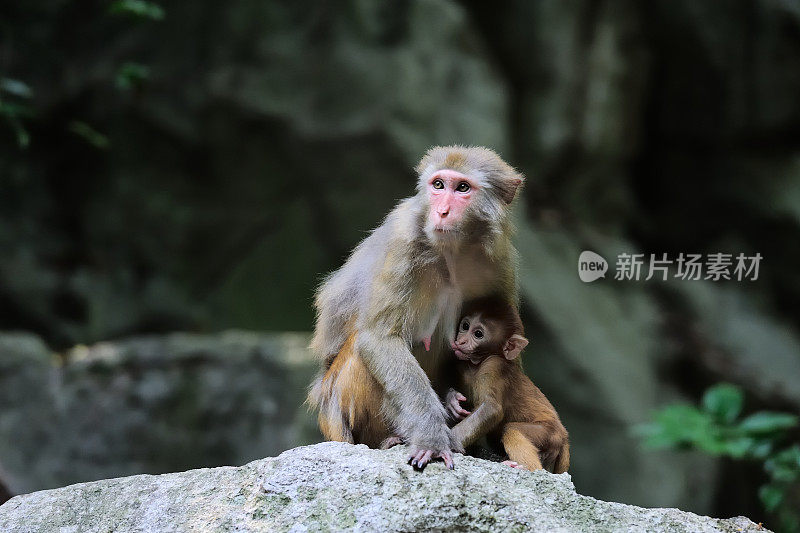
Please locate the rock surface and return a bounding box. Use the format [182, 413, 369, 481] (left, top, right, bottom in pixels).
[0, 442, 766, 533]
[0, 330, 320, 497]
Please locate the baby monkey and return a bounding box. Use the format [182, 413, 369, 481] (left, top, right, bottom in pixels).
[446, 296, 570, 473]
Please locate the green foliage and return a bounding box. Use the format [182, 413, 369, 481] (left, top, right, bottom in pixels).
[115, 62, 150, 91]
[702, 383, 743, 424]
[0, 78, 34, 148]
[637, 384, 800, 532]
[108, 0, 165, 21]
[0, 78, 33, 99]
[68, 121, 110, 149]
[3, 1, 163, 150]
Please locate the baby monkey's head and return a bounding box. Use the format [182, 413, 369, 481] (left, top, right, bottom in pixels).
[452, 295, 529, 365]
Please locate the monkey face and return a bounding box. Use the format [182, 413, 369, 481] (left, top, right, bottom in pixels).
[452, 309, 530, 363]
[415, 146, 525, 247]
[425, 168, 479, 237]
[451, 313, 500, 364]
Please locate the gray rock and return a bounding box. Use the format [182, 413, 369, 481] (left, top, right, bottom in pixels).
[0, 442, 765, 533]
[0, 330, 321, 496]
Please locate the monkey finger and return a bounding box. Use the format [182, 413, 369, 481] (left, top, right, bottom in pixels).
[410, 449, 427, 467]
[417, 450, 433, 468]
[440, 451, 454, 469]
[456, 406, 472, 417]
[456, 393, 467, 402]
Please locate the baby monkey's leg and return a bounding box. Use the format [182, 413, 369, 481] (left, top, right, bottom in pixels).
[501, 422, 548, 471]
[379, 436, 404, 449]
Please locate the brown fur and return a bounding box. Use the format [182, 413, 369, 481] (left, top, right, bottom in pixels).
[451, 298, 569, 473]
[313, 333, 389, 448]
[443, 152, 468, 169]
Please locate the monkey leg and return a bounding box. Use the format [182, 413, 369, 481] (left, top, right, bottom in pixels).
[379, 435, 404, 449]
[310, 333, 392, 448]
[501, 423, 544, 471]
[501, 422, 570, 473]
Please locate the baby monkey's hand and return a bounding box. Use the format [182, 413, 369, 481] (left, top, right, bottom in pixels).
[445, 388, 471, 421]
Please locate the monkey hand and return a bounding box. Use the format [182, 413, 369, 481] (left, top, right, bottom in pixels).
[408, 446, 455, 470]
[445, 388, 471, 421]
[407, 419, 462, 470]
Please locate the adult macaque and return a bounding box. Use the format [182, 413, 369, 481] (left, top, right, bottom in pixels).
[308, 146, 524, 469]
[446, 296, 569, 473]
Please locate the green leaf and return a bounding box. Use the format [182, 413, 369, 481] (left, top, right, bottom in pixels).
[8, 116, 30, 148]
[115, 62, 150, 91]
[765, 445, 800, 483]
[739, 412, 799, 434]
[68, 121, 110, 149]
[775, 444, 800, 468]
[759, 484, 784, 512]
[0, 100, 35, 118]
[108, 0, 165, 20]
[749, 440, 774, 460]
[0, 78, 33, 99]
[636, 405, 719, 450]
[702, 383, 743, 424]
[720, 437, 755, 459]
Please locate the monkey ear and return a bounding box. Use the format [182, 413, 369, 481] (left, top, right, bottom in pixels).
[503, 334, 529, 360]
[497, 176, 524, 205]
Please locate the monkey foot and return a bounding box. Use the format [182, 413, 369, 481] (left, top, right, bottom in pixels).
[408, 448, 454, 470]
[379, 436, 404, 449]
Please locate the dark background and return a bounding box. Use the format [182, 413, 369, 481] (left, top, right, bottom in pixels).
[2, 0, 800, 528]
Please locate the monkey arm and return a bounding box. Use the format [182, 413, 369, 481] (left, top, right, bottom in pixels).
[451, 399, 504, 449]
[451, 357, 507, 448]
[356, 329, 459, 454]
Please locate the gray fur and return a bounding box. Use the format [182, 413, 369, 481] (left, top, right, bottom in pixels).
[309, 145, 524, 454]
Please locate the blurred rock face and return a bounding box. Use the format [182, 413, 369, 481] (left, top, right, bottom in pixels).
[0, 331, 319, 497]
[1, 0, 799, 522]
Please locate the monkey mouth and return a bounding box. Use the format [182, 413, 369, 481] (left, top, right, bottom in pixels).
[432, 223, 459, 234]
[453, 348, 467, 360]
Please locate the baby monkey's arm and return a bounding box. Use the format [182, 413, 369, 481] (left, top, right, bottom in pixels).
[451, 398, 503, 448]
[450, 358, 507, 448]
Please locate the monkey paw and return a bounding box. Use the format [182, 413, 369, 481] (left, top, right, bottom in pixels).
[407, 447, 454, 470]
[445, 389, 471, 421]
[502, 460, 523, 469]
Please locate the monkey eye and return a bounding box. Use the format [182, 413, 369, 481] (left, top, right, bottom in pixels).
[474, 329, 484, 339]
[456, 181, 471, 193]
[461, 321, 469, 331]
[432, 179, 444, 190]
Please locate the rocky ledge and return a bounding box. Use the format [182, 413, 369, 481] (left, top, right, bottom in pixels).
[0, 442, 766, 532]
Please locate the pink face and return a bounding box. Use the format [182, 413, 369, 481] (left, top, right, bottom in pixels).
[427, 169, 478, 232]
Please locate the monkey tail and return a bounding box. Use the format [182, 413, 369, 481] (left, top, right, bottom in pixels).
[553, 440, 570, 474]
[308, 372, 355, 444]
